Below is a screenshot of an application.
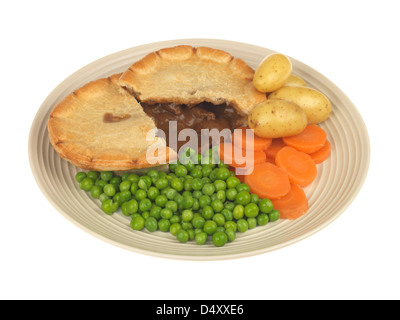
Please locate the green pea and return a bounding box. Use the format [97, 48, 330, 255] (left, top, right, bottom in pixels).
[90, 185, 103, 199]
[176, 229, 189, 243]
[101, 199, 119, 215]
[79, 178, 94, 191]
[226, 176, 240, 189]
[110, 176, 122, 186]
[201, 165, 213, 177]
[201, 177, 211, 185]
[192, 198, 200, 211]
[221, 209, 233, 221]
[103, 183, 116, 197]
[160, 208, 173, 220]
[169, 223, 182, 236]
[224, 201, 235, 211]
[257, 213, 269, 226]
[141, 211, 150, 220]
[171, 178, 183, 192]
[226, 188, 238, 201]
[99, 193, 110, 203]
[155, 178, 169, 190]
[126, 174, 140, 184]
[248, 217, 257, 229]
[182, 195, 194, 209]
[216, 167, 231, 181]
[209, 168, 219, 182]
[138, 176, 151, 190]
[150, 206, 162, 220]
[225, 228, 236, 242]
[121, 173, 130, 181]
[203, 220, 217, 235]
[183, 179, 193, 191]
[135, 189, 147, 201]
[235, 191, 251, 205]
[87, 171, 99, 181]
[233, 204, 244, 220]
[95, 179, 107, 189]
[158, 219, 171, 232]
[213, 213, 225, 226]
[216, 190, 226, 202]
[192, 190, 203, 199]
[212, 231, 228, 247]
[175, 165, 188, 177]
[145, 217, 158, 232]
[250, 193, 259, 204]
[147, 186, 160, 200]
[202, 205, 214, 220]
[165, 200, 178, 213]
[236, 183, 250, 193]
[195, 232, 208, 245]
[155, 194, 168, 207]
[182, 209, 193, 222]
[187, 229, 195, 241]
[190, 168, 202, 179]
[126, 199, 139, 214]
[130, 216, 145, 230]
[199, 195, 211, 208]
[211, 199, 224, 213]
[112, 192, 122, 204]
[99, 171, 112, 182]
[237, 219, 249, 233]
[259, 198, 274, 214]
[119, 190, 132, 202]
[169, 162, 178, 173]
[202, 183, 215, 196]
[75, 172, 87, 183]
[174, 194, 184, 210]
[119, 180, 131, 192]
[244, 203, 259, 218]
[182, 190, 192, 198]
[165, 188, 177, 200]
[146, 169, 159, 179]
[224, 221, 237, 232]
[191, 178, 203, 191]
[169, 215, 180, 224]
[269, 209, 280, 222]
[121, 202, 130, 216]
[181, 221, 192, 230]
[130, 182, 139, 195]
[192, 216, 206, 229]
[139, 198, 152, 212]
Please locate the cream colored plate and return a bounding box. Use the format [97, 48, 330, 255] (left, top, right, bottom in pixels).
[28, 39, 370, 260]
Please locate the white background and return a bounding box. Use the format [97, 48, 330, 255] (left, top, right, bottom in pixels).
[1, 0, 399, 300]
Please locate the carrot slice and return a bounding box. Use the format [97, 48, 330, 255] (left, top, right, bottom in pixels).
[265, 138, 286, 163]
[244, 162, 291, 200]
[309, 140, 331, 164]
[271, 184, 308, 220]
[232, 127, 272, 151]
[282, 125, 327, 154]
[218, 143, 266, 168]
[275, 146, 317, 187]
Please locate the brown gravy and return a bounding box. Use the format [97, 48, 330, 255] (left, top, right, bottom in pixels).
[141, 102, 246, 151]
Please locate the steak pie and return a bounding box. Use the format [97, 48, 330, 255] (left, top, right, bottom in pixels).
[48, 74, 177, 171]
[48, 46, 266, 171]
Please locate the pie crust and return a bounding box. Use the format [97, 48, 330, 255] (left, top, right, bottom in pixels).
[119, 45, 266, 115]
[48, 73, 177, 171]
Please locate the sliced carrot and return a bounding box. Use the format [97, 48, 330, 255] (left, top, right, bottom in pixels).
[218, 143, 266, 168]
[265, 138, 286, 163]
[282, 124, 327, 154]
[232, 127, 272, 151]
[275, 146, 317, 187]
[309, 140, 331, 164]
[271, 184, 309, 220]
[244, 162, 291, 200]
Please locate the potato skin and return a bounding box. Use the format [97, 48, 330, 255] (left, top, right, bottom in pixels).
[248, 99, 308, 138]
[268, 86, 332, 124]
[253, 53, 292, 93]
[284, 74, 307, 87]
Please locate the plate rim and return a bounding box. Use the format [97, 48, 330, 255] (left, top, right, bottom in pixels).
[28, 38, 371, 260]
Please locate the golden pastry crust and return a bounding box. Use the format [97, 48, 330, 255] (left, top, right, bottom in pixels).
[48, 73, 177, 171]
[119, 45, 266, 115]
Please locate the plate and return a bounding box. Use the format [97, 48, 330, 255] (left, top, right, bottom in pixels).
[28, 39, 370, 260]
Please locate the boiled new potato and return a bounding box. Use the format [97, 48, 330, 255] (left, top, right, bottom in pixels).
[268, 86, 332, 124]
[253, 53, 292, 93]
[248, 99, 308, 138]
[284, 74, 307, 87]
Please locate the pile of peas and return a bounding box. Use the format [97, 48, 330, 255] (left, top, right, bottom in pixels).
[75, 148, 280, 247]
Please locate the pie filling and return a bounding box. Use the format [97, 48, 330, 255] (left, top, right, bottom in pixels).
[141, 102, 247, 151]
